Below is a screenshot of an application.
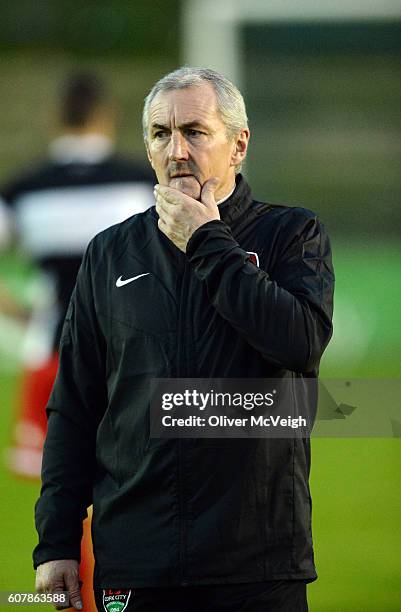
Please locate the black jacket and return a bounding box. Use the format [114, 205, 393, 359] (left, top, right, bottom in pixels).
[33, 175, 334, 588]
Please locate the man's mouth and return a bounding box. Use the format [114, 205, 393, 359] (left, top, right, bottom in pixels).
[168, 173, 202, 199]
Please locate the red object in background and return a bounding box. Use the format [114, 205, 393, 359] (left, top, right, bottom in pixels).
[81, 510, 96, 611]
[8, 353, 59, 479]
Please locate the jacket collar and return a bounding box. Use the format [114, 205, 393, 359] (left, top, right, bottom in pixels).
[218, 174, 253, 225]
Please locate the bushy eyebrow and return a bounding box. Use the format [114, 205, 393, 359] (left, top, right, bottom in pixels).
[150, 121, 208, 132]
[150, 123, 169, 132]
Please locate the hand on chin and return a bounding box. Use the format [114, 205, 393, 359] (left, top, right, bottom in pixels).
[169, 176, 201, 201]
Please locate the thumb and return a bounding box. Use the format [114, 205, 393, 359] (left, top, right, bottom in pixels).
[64, 570, 83, 610]
[201, 177, 220, 208]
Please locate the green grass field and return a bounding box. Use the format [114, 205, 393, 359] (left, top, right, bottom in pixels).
[0, 241, 400, 611]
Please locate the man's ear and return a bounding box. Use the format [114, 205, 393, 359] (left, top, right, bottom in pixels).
[145, 140, 154, 168]
[230, 129, 250, 168]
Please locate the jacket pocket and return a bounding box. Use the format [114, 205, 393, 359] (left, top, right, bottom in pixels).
[104, 328, 174, 481]
[95, 411, 121, 486]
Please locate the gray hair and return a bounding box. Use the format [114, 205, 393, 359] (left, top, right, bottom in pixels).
[142, 66, 248, 142]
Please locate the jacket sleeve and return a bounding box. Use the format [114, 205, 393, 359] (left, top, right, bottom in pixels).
[186, 210, 334, 373]
[33, 239, 107, 569]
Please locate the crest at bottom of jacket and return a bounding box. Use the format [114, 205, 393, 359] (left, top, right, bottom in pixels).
[102, 589, 132, 612]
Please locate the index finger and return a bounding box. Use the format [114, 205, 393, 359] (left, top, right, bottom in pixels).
[155, 184, 197, 206]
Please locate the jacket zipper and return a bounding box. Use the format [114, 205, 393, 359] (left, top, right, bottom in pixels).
[177, 257, 189, 584]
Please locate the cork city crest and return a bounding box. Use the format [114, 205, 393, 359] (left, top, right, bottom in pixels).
[246, 251, 259, 267]
[102, 589, 132, 612]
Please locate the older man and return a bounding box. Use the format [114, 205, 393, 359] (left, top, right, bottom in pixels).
[34, 67, 334, 611]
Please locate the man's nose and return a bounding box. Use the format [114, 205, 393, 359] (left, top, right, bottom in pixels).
[168, 131, 189, 161]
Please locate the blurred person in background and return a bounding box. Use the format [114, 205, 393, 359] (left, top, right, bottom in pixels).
[33, 67, 334, 611]
[0, 71, 154, 610]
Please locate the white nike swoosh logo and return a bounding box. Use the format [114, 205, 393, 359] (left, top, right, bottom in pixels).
[116, 273, 150, 287]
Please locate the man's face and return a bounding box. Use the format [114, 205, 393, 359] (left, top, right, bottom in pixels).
[146, 82, 248, 201]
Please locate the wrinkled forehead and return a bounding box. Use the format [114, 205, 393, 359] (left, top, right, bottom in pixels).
[148, 83, 224, 130]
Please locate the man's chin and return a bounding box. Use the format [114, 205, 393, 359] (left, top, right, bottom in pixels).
[169, 176, 201, 200]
